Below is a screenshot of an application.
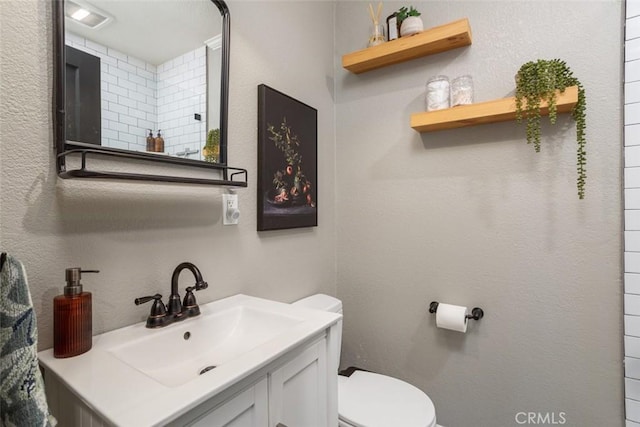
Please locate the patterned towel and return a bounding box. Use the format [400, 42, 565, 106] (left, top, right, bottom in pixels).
[0, 253, 54, 427]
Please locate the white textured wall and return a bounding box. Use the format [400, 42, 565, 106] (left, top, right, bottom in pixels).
[0, 0, 336, 351]
[335, 1, 623, 426]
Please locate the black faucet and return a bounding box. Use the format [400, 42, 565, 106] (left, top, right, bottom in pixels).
[167, 262, 208, 319]
[135, 262, 208, 328]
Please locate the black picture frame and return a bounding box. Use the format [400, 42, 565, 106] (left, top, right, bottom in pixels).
[257, 85, 318, 231]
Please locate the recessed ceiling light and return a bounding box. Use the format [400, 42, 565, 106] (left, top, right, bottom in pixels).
[71, 8, 90, 21]
[65, 1, 111, 29]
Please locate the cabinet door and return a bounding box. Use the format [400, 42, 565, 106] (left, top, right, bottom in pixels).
[269, 339, 327, 427]
[188, 378, 269, 427]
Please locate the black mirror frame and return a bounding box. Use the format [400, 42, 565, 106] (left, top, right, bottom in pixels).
[52, 0, 247, 187]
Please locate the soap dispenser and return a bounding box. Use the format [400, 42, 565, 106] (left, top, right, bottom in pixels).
[146, 129, 155, 152]
[155, 129, 164, 153]
[53, 268, 99, 358]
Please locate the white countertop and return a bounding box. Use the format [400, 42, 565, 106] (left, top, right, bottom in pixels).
[38, 294, 341, 426]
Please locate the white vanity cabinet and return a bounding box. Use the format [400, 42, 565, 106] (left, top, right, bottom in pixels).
[185, 378, 269, 427]
[268, 339, 327, 427]
[169, 336, 330, 427]
[39, 294, 341, 427]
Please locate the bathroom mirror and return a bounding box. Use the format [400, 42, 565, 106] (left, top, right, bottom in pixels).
[53, 0, 246, 186]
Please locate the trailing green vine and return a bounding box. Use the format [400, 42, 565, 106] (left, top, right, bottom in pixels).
[515, 59, 587, 199]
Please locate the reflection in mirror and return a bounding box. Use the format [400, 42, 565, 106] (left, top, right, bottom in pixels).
[63, 0, 223, 163]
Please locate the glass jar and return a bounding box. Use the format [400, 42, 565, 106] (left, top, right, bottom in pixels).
[368, 24, 386, 47]
[451, 75, 474, 106]
[426, 75, 450, 111]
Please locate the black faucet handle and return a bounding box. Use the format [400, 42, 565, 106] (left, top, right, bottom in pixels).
[135, 294, 170, 328]
[135, 293, 162, 305]
[182, 286, 204, 318]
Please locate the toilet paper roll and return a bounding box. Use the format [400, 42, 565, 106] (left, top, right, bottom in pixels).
[435, 303, 469, 333]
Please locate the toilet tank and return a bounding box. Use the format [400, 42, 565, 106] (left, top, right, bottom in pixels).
[292, 294, 343, 314]
[293, 294, 343, 365]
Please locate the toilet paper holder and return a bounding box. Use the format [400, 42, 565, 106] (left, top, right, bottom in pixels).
[429, 301, 484, 321]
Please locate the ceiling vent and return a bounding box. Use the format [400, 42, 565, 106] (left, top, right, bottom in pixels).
[65, 1, 111, 29]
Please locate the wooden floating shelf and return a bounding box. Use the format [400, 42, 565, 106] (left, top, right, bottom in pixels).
[342, 18, 472, 74]
[410, 85, 579, 133]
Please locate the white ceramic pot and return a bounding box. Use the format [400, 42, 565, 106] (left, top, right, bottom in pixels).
[400, 16, 423, 37]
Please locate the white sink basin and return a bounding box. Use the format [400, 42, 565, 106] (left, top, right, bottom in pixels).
[38, 294, 341, 427]
[108, 305, 303, 387]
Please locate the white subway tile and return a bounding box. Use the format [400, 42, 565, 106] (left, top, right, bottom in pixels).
[628, 61, 640, 84]
[102, 110, 118, 122]
[128, 91, 146, 103]
[629, 316, 640, 338]
[628, 190, 640, 210]
[631, 16, 640, 41]
[628, 212, 640, 231]
[129, 109, 146, 120]
[628, 104, 640, 126]
[629, 378, 640, 402]
[85, 39, 107, 54]
[138, 102, 156, 114]
[108, 102, 129, 115]
[628, 252, 640, 273]
[118, 96, 138, 109]
[129, 143, 146, 152]
[136, 68, 154, 80]
[629, 146, 640, 167]
[118, 78, 137, 92]
[627, 420, 640, 427]
[629, 39, 640, 63]
[628, 295, 640, 316]
[137, 119, 155, 130]
[629, 169, 640, 189]
[108, 85, 128, 98]
[629, 84, 640, 105]
[629, 337, 640, 359]
[628, 274, 640, 295]
[102, 129, 118, 140]
[108, 65, 129, 80]
[127, 56, 146, 70]
[101, 72, 118, 86]
[628, 357, 640, 380]
[137, 85, 154, 97]
[629, 231, 640, 253]
[118, 132, 136, 144]
[107, 48, 127, 61]
[108, 120, 128, 133]
[630, 0, 640, 19]
[127, 74, 146, 87]
[627, 125, 640, 146]
[105, 139, 129, 150]
[146, 63, 157, 73]
[97, 52, 118, 66]
[119, 115, 137, 126]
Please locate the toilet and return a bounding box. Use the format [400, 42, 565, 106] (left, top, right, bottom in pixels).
[293, 294, 439, 427]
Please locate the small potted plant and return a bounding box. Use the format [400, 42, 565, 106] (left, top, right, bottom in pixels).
[203, 128, 220, 163]
[515, 59, 587, 199]
[397, 6, 423, 37]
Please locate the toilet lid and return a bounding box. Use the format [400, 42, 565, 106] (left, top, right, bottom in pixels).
[338, 371, 436, 427]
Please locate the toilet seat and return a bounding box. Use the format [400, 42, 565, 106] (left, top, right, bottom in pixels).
[338, 371, 436, 427]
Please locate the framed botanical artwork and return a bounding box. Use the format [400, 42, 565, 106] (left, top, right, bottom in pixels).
[257, 85, 317, 231]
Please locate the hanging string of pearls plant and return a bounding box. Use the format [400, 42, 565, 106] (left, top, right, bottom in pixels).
[515, 59, 587, 199]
